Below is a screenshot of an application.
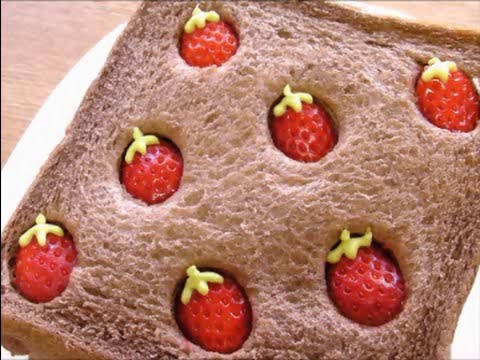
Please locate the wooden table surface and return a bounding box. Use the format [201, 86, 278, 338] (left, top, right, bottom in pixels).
[2, 1, 479, 167]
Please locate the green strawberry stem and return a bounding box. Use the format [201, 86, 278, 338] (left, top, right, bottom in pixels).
[181, 265, 224, 304]
[124, 127, 160, 164]
[327, 227, 372, 264]
[19, 213, 64, 247]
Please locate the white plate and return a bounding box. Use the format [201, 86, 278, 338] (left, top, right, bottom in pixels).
[1, 9, 479, 360]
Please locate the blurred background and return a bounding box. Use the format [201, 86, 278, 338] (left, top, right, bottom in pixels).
[1, 1, 479, 167]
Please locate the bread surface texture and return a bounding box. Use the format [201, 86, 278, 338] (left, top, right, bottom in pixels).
[2, 1, 479, 359]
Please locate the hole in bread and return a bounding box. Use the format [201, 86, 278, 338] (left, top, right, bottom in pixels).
[325, 234, 406, 327]
[177, 5, 240, 68]
[119, 132, 183, 206]
[277, 28, 293, 39]
[173, 267, 252, 354]
[414, 61, 479, 133]
[9, 219, 78, 304]
[268, 90, 338, 163]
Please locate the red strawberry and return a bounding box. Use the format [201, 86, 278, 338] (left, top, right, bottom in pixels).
[416, 59, 479, 132]
[175, 268, 252, 354]
[122, 137, 183, 205]
[327, 245, 405, 326]
[13, 233, 77, 303]
[181, 21, 239, 68]
[270, 102, 337, 162]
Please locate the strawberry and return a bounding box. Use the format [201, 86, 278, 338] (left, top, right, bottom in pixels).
[326, 228, 405, 326]
[121, 128, 183, 205]
[14, 232, 77, 303]
[270, 85, 336, 162]
[416, 57, 479, 132]
[180, 5, 238, 68]
[175, 266, 252, 354]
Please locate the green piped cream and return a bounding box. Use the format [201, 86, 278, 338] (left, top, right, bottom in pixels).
[184, 4, 220, 34]
[19, 213, 64, 247]
[327, 227, 373, 264]
[181, 265, 224, 305]
[421, 57, 457, 83]
[124, 127, 160, 164]
[273, 85, 313, 117]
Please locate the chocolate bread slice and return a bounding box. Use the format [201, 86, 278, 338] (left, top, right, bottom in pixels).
[2, 1, 479, 359]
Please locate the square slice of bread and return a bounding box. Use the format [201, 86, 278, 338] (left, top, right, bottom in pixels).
[2, 1, 479, 359]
